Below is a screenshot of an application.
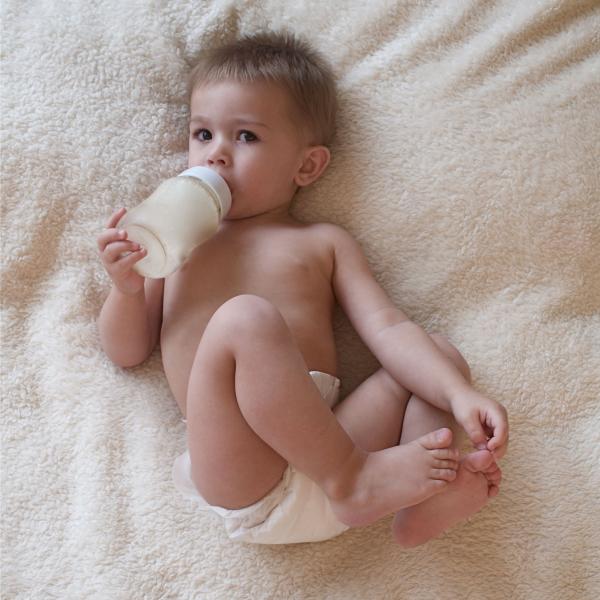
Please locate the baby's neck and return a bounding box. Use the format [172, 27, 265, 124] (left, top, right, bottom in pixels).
[223, 206, 298, 229]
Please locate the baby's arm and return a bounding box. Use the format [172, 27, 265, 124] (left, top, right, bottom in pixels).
[97, 208, 164, 367]
[98, 280, 163, 367]
[328, 225, 508, 456]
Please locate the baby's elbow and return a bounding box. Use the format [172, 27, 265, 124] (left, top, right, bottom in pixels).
[113, 355, 146, 369]
[121, 343, 158, 368]
[104, 353, 140, 369]
[103, 344, 153, 369]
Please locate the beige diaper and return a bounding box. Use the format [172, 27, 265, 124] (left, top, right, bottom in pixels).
[172, 371, 350, 544]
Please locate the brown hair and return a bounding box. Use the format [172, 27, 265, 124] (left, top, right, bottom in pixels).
[188, 32, 337, 146]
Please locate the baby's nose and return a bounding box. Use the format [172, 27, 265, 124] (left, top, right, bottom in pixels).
[206, 142, 231, 167]
[207, 154, 228, 166]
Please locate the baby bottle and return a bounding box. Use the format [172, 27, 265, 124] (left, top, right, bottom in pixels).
[117, 166, 231, 278]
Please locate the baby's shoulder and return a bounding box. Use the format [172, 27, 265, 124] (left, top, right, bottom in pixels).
[299, 221, 353, 247]
[290, 222, 351, 279]
[301, 222, 363, 262]
[299, 221, 368, 267]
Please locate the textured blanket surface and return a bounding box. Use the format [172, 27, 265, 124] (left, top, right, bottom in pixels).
[2, 1, 599, 598]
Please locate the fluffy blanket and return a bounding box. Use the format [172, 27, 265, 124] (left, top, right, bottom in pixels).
[2, 1, 599, 598]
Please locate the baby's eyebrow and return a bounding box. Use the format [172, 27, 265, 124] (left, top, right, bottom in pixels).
[189, 115, 270, 129]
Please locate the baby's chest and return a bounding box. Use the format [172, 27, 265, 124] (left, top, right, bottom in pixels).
[168, 239, 330, 312]
[188, 250, 320, 301]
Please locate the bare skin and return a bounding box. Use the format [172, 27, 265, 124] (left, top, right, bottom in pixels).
[335, 335, 502, 541]
[392, 451, 503, 547]
[168, 250, 458, 526]
[97, 79, 509, 539]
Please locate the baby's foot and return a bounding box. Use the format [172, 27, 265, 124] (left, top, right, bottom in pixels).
[329, 428, 459, 527]
[391, 450, 501, 548]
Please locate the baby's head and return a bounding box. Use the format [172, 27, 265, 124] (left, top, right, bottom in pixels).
[187, 32, 337, 219]
[188, 32, 337, 146]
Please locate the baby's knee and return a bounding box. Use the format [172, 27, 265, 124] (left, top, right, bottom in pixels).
[209, 294, 286, 339]
[429, 333, 471, 383]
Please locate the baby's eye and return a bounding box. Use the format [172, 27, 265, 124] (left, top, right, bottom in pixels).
[194, 128, 212, 141]
[238, 130, 257, 142]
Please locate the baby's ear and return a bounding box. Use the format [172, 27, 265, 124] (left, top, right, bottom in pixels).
[294, 145, 331, 187]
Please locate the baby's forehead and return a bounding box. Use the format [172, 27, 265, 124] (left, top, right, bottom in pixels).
[191, 78, 290, 106]
[190, 79, 306, 130]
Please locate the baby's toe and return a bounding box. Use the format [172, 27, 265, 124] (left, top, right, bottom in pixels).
[485, 466, 502, 486]
[488, 484, 500, 498]
[433, 458, 459, 471]
[419, 428, 453, 450]
[463, 450, 494, 473]
[432, 468, 457, 482]
[484, 461, 502, 475]
[432, 447, 460, 461]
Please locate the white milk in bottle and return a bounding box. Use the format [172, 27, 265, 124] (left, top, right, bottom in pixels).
[117, 167, 231, 278]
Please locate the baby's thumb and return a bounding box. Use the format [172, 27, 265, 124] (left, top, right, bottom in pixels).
[464, 419, 488, 450]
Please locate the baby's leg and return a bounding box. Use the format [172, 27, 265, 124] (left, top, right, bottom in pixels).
[186, 295, 457, 526]
[333, 333, 464, 453]
[391, 335, 502, 547]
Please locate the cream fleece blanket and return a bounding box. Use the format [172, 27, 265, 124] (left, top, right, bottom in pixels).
[2, 1, 599, 598]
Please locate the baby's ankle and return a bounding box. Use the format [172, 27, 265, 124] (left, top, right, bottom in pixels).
[322, 447, 368, 504]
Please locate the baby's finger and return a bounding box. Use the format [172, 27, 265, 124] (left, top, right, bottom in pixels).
[464, 415, 489, 451]
[490, 439, 509, 460]
[116, 246, 147, 269]
[487, 415, 509, 456]
[97, 229, 129, 253]
[102, 240, 141, 264]
[105, 248, 147, 281]
[105, 207, 127, 230]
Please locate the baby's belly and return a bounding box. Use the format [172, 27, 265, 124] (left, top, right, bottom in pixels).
[160, 312, 338, 415]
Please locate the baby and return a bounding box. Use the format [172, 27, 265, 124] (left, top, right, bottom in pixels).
[97, 32, 508, 545]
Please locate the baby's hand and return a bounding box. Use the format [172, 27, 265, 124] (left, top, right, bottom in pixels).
[97, 208, 147, 296]
[450, 388, 509, 460]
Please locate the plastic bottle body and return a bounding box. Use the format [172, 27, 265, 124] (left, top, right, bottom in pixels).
[117, 168, 231, 278]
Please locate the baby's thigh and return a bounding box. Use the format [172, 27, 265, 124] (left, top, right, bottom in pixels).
[185, 318, 288, 510]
